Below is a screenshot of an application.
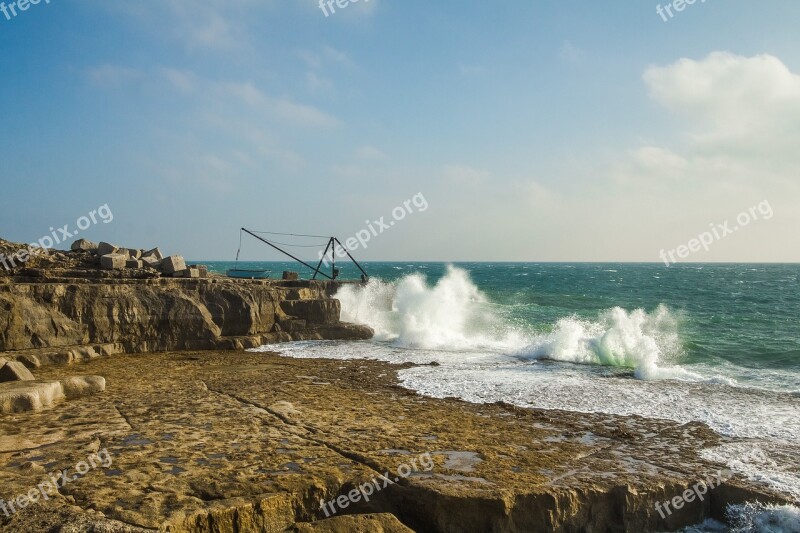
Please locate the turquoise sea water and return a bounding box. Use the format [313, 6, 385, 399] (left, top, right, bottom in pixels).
[206, 261, 800, 515]
[205, 261, 800, 385]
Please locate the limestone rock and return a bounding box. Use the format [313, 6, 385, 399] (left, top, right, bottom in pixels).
[100, 253, 127, 270]
[141, 255, 161, 269]
[0, 278, 369, 353]
[280, 300, 340, 325]
[283, 271, 300, 280]
[190, 264, 209, 279]
[122, 248, 142, 259]
[291, 514, 415, 532]
[97, 242, 119, 256]
[0, 380, 64, 413]
[60, 375, 106, 399]
[71, 239, 97, 252]
[161, 255, 186, 274]
[144, 247, 163, 261]
[125, 259, 144, 269]
[0, 360, 35, 382]
[0, 375, 105, 413]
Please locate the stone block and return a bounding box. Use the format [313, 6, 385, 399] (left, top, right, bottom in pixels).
[142, 256, 161, 269]
[121, 248, 142, 259]
[70, 239, 97, 252]
[100, 253, 127, 270]
[144, 247, 163, 261]
[125, 259, 144, 269]
[0, 361, 36, 382]
[97, 242, 119, 256]
[160, 255, 186, 274]
[189, 265, 209, 279]
[282, 271, 299, 280]
[61, 376, 106, 400]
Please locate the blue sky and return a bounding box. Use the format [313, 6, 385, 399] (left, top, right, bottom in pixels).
[2, 0, 799, 262]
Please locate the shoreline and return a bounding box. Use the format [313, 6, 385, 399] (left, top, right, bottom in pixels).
[0, 348, 790, 531]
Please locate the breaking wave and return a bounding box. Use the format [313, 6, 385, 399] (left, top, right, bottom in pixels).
[337, 266, 695, 380]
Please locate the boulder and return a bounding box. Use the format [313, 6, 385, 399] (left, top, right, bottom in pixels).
[0, 381, 64, 414]
[60, 375, 106, 399]
[141, 255, 161, 269]
[283, 271, 300, 280]
[0, 376, 105, 414]
[97, 242, 119, 256]
[100, 253, 127, 270]
[70, 239, 97, 252]
[143, 247, 163, 261]
[0, 360, 36, 382]
[121, 248, 142, 259]
[161, 255, 186, 274]
[182, 268, 200, 279]
[125, 259, 144, 269]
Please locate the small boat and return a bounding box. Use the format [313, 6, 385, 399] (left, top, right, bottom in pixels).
[226, 269, 271, 279]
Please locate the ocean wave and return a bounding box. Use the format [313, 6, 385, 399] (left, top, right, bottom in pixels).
[726, 502, 800, 533]
[337, 266, 698, 381]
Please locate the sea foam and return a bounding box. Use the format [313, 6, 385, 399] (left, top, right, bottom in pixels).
[337, 266, 691, 380]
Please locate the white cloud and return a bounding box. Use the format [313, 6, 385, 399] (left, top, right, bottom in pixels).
[644, 52, 800, 159]
[220, 81, 340, 127]
[92, 0, 274, 51]
[159, 68, 197, 93]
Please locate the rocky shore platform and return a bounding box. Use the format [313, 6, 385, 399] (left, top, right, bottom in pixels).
[0, 350, 789, 532]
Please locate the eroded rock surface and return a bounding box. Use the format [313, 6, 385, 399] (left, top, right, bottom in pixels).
[0, 279, 371, 356]
[0, 351, 787, 532]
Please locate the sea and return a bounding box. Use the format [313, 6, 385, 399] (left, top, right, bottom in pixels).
[203, 261, 800, 532]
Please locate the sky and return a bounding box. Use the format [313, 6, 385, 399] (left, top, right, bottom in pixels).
[1, 0, 799, 262]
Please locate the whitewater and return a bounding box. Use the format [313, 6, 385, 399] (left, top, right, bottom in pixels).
[249, 263, 800, 530]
